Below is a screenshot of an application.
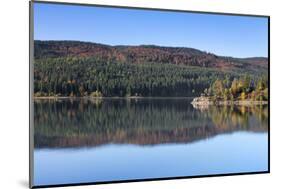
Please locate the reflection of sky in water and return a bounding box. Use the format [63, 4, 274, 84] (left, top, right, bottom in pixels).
[34, 132, 268, 186]
[33, 99, 268, 186]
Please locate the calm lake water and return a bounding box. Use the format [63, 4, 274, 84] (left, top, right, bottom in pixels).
[33, 98, 268, 186]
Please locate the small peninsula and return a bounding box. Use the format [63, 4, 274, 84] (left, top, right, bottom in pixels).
[191, 75, 268, 107]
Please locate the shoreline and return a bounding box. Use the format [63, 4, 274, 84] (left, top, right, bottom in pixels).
[33, 96, 195, 100]
[191, 96, 268, 106]
[33, 96, 269, 106]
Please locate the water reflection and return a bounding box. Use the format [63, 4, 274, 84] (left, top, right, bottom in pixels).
[34, 98, 268, 148]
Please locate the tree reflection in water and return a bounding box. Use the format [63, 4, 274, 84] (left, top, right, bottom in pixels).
[34, 98, 268, 148]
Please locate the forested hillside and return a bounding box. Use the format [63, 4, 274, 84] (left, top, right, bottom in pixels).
[34, 40, 268, 97]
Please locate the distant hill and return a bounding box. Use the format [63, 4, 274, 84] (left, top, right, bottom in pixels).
[33, 40, 268, 97]
[34, 40, 268, 72]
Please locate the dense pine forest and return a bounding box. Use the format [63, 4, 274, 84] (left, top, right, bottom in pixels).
[34, 40, 268, 98]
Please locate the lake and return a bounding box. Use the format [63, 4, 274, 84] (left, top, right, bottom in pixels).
[33, 98, 268, 186]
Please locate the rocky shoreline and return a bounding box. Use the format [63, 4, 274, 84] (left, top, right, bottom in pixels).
[191, 96, 268, 107]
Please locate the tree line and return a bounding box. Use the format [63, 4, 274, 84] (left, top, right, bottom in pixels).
[34, 57, 267, 97]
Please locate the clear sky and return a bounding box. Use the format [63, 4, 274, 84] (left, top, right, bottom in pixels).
[34, 2, 268, 58]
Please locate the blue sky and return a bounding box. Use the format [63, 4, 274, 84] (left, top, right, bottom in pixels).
[34, 2, 268, 58]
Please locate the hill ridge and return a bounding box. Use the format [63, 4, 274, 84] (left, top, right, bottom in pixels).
[34, 40, 267, 71]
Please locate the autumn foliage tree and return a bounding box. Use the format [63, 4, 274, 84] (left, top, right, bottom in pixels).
[205, 75, 268, 101]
